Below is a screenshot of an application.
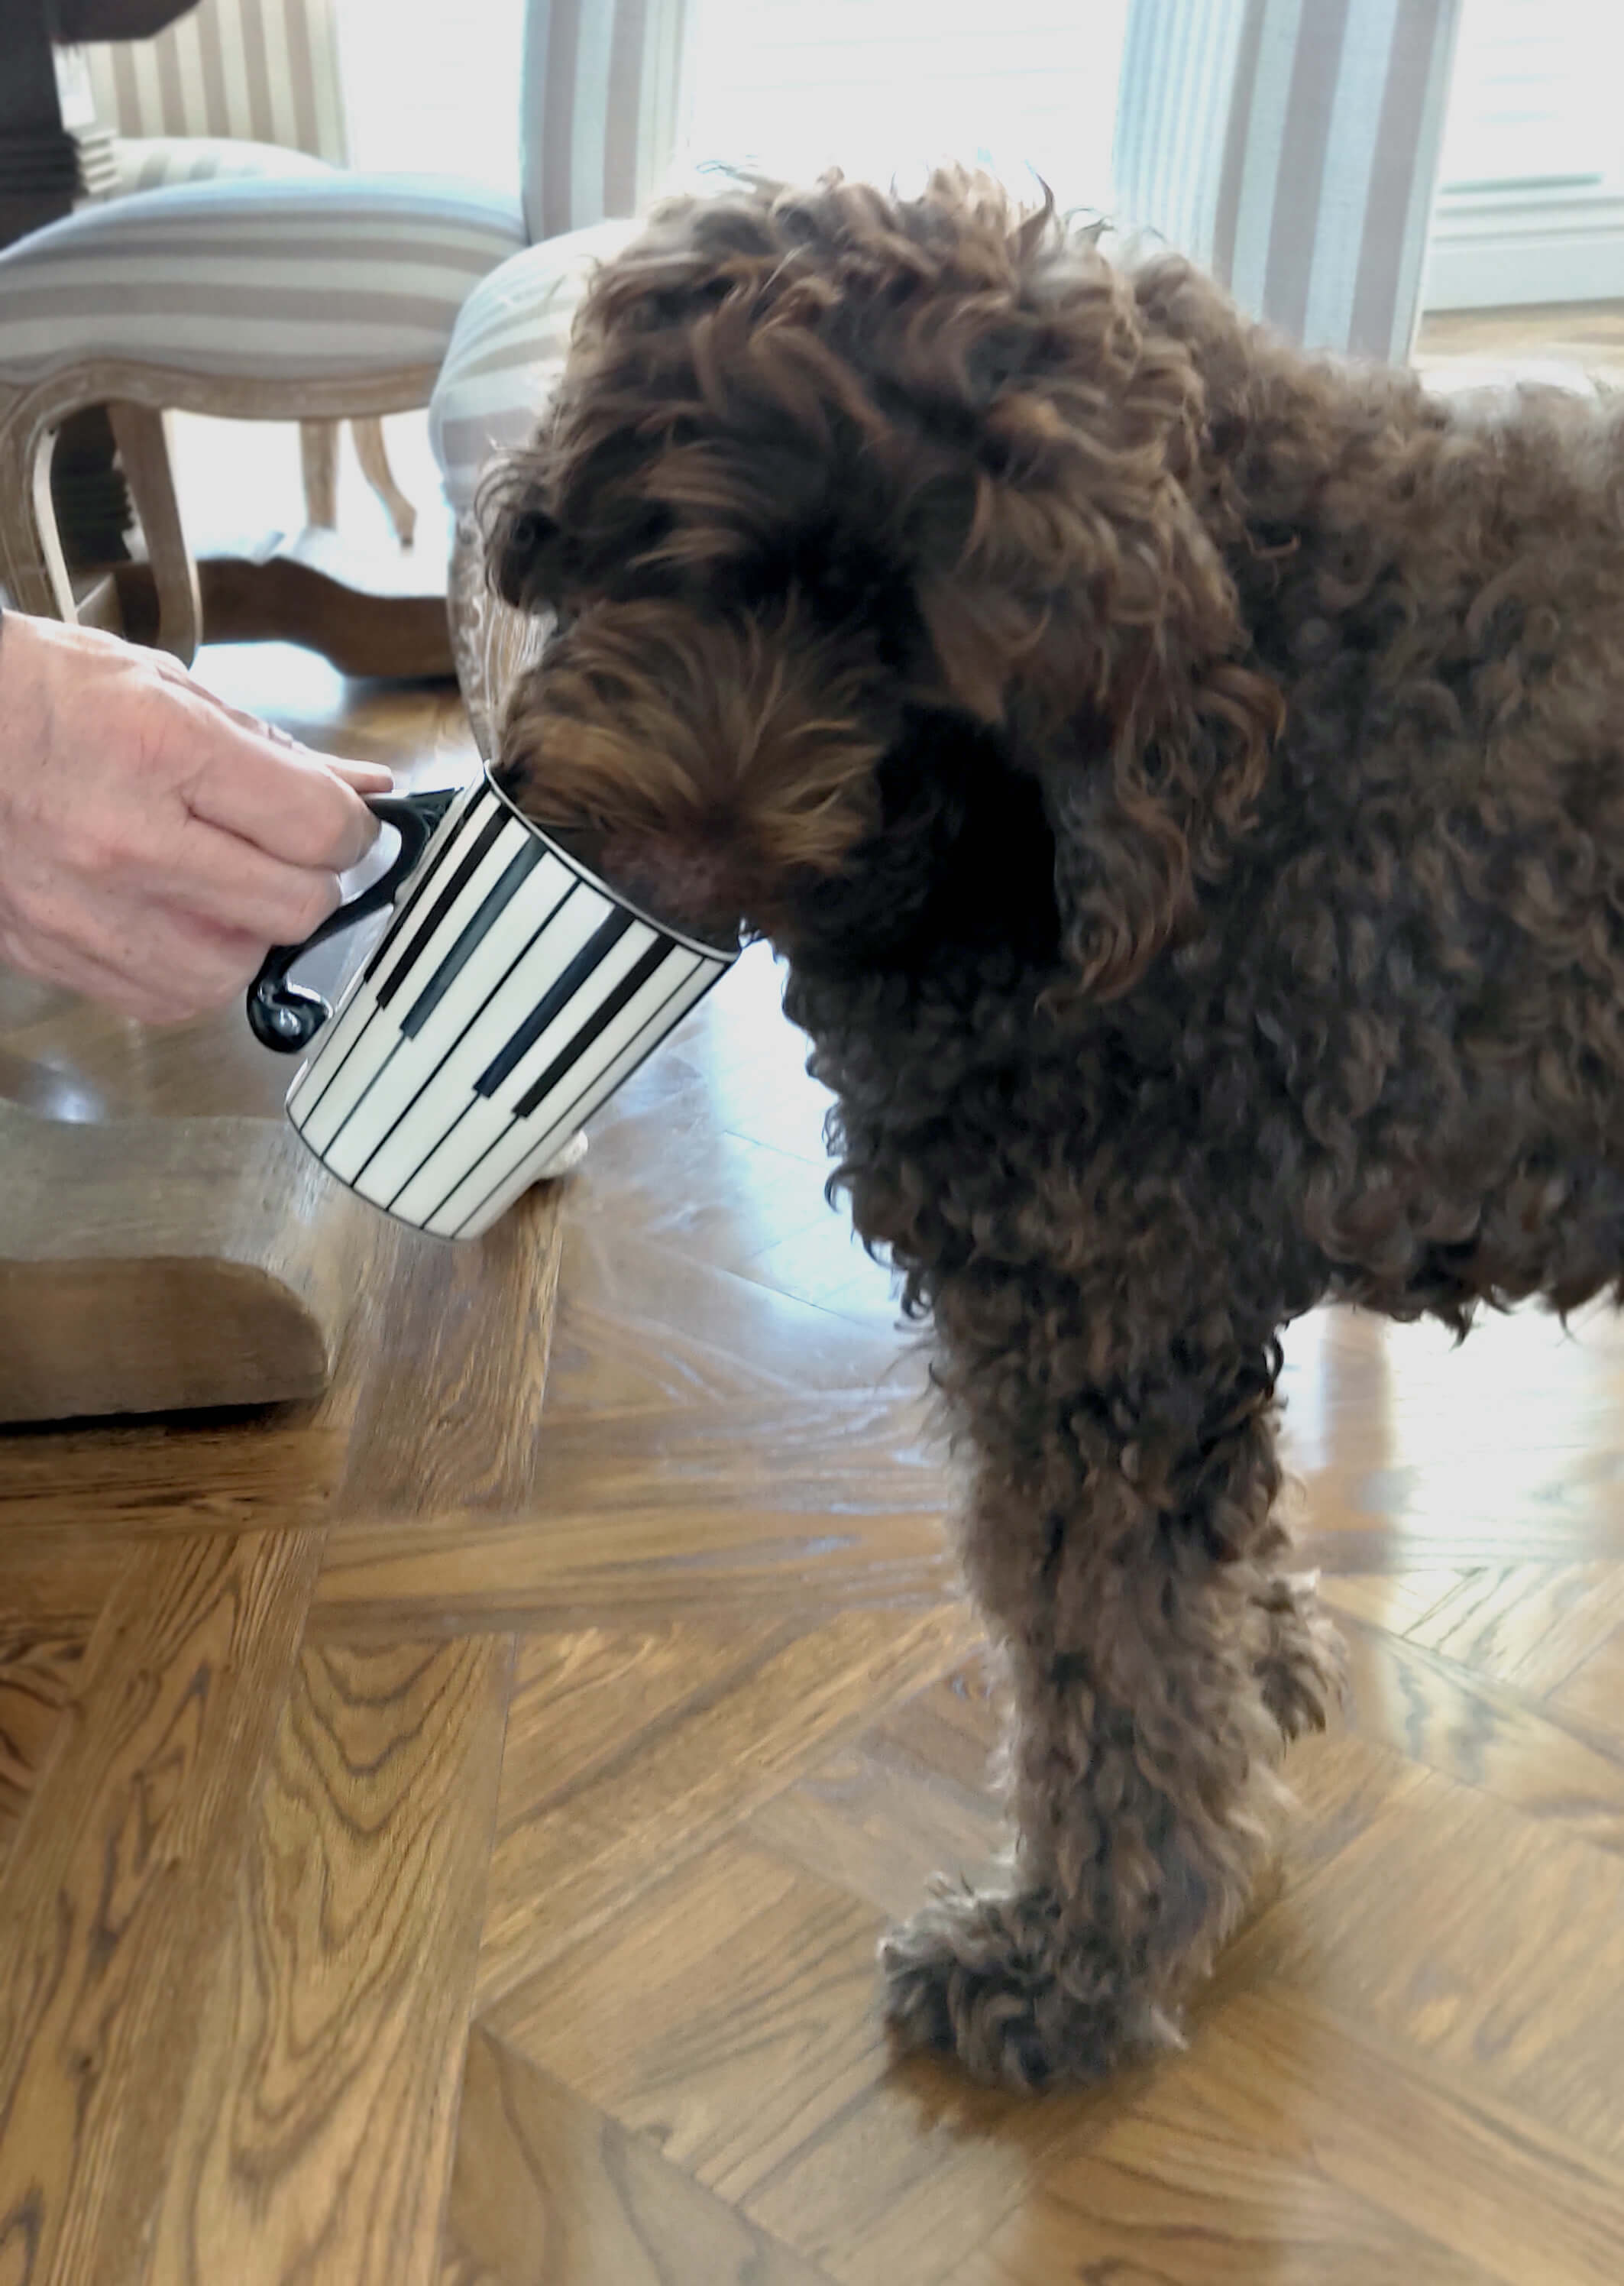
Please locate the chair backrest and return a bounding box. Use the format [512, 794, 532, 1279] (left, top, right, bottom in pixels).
[519, 0, 694, 244]
[1113, 0, 1463, 364]
[79, 0, 348, 164]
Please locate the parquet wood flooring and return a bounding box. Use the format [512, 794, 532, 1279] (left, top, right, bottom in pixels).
[3, 319, 1624, 2278]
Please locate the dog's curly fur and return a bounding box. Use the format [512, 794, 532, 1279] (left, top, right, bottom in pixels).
[484, 170, 1624, 2089]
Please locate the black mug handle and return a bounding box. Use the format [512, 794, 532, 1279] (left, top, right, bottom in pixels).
[247, 786, 458, 1052]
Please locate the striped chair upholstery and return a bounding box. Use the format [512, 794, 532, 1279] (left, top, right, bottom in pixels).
[430, 221, 635, 518]
[1113, 0, 1463, 364]
[430, 0, 697, 755]
[64, 0, 422, 539]
[0, 169, 525, 653]
[79, 0, 348, 166]
[0, 176, 526, 385]
[432, 0, 696, 516]
[520, 0, 694, 243]
[104, 134, 331, 194]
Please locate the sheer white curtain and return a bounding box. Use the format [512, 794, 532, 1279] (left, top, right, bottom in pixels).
[1428, 0, 1624, 306]
[335, 0, 529, 196]
[334, 1, 1130, 212]
[687, 0, 1129, 213]
[1438, 0, 1624, 193]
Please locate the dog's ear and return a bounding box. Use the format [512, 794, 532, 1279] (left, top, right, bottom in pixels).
[482, 462, 571, 612]
[885, 219, 1281, 996]
[1034, 646, 1280, 1002]
[1027, 413, 1282, 999]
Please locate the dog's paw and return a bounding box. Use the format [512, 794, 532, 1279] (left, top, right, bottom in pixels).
[1254, 1571, 1347, 1743]
[879, 1883, 1175, 2090]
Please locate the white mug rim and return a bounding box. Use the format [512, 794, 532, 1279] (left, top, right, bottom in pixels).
[480, 765, 741, 965]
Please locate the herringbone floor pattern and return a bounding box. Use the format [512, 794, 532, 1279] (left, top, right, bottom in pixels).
[2, 306, 1622, 2283]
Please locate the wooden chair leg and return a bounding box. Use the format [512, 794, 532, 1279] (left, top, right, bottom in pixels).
[351, 415, 417, 548]
[0, 391, 77, 620]
[300, 417, 340, 529]
[107, 402, 202, 665]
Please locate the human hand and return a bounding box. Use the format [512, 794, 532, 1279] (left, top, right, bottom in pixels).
[0, 612, 393, 1023]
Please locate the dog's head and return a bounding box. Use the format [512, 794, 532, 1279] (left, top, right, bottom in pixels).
[487, 170, 1278, 987]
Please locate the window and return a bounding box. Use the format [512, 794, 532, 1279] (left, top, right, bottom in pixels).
[687, 0, 1129, 218]
[1427, 0, 1624, 308]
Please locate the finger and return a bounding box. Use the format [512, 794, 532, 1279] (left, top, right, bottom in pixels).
[324, 758, 396, 794]
[141, 655, 394, 811]
[147, 651, 314, 745]
[145, 810, 345, 946]
[146, 652, 310, 749]
[176, 702, 384, 871]
[154, 665, 391, 792]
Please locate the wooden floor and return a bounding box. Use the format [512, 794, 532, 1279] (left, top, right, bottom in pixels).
[3, 315, 1624, 2284]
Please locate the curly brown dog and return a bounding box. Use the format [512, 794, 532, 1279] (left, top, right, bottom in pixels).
[484, 169, 1624, 2090]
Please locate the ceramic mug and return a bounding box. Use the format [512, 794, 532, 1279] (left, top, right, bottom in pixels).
[247, 770, 738, 1239]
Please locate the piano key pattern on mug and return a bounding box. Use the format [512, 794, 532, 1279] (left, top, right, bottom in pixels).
[286, 776, 723, 1239]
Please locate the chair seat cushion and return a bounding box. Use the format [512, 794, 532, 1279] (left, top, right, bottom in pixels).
[106, 136, 335, 196]
[429, 221, 635, 512]
[0, 173, 526, 385]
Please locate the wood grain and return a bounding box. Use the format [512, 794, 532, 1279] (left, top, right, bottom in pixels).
[445, 2026, 836, 2286]
[543, 1221, 920, 1412]
[487, 1837, 895, 2203]
[1406, 1564, 1624, 1698]
[106, 400, 201, 662]
[0, 1413, 349, 1539]
[0, 1628, 83, 1869]
[0, 1096, 390, 1423]
[477, 1608, 975, 2009]
[1548, 1624, 1624, 1743]
[487, 1834, 1092, 2286]
[458, 1390, 941, 1523]
[746, 1654, 1007, 1921]
[1230, 1770, 1624, 2165]
[0, 1546, 126, 1630]
[746, 1734, 1004, 1923]
[334, 1190, 566, 1519]
[147, 1637, 513, 2286]
[6, 352, 1624, 2286]
[312, 1488, 956, 1637]
[1320, 1566, 1467, 1632]
[0, 1527, 323, 2285]
[1338, 1616, 1624, 1852]
[946, 1988, 1623, 2286]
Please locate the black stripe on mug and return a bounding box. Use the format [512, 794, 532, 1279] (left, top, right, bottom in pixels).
[510, 937, 675, 1118]
[332, 879, 580, 1178]
[359, 780, 490, 987]
[472, 907, 635, 1099]
[438, 960, 708, 1236]
[398, 840, 548, 1040]
[374, 805, 510, 1009]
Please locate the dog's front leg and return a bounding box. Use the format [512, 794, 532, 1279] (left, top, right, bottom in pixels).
[882, 1345, 1337, 2088]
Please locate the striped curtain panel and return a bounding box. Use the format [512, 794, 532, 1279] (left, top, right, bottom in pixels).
[78, 0, 348, 164]
[520, 0, 696, 242]
[1112, 0, 1463, 364]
